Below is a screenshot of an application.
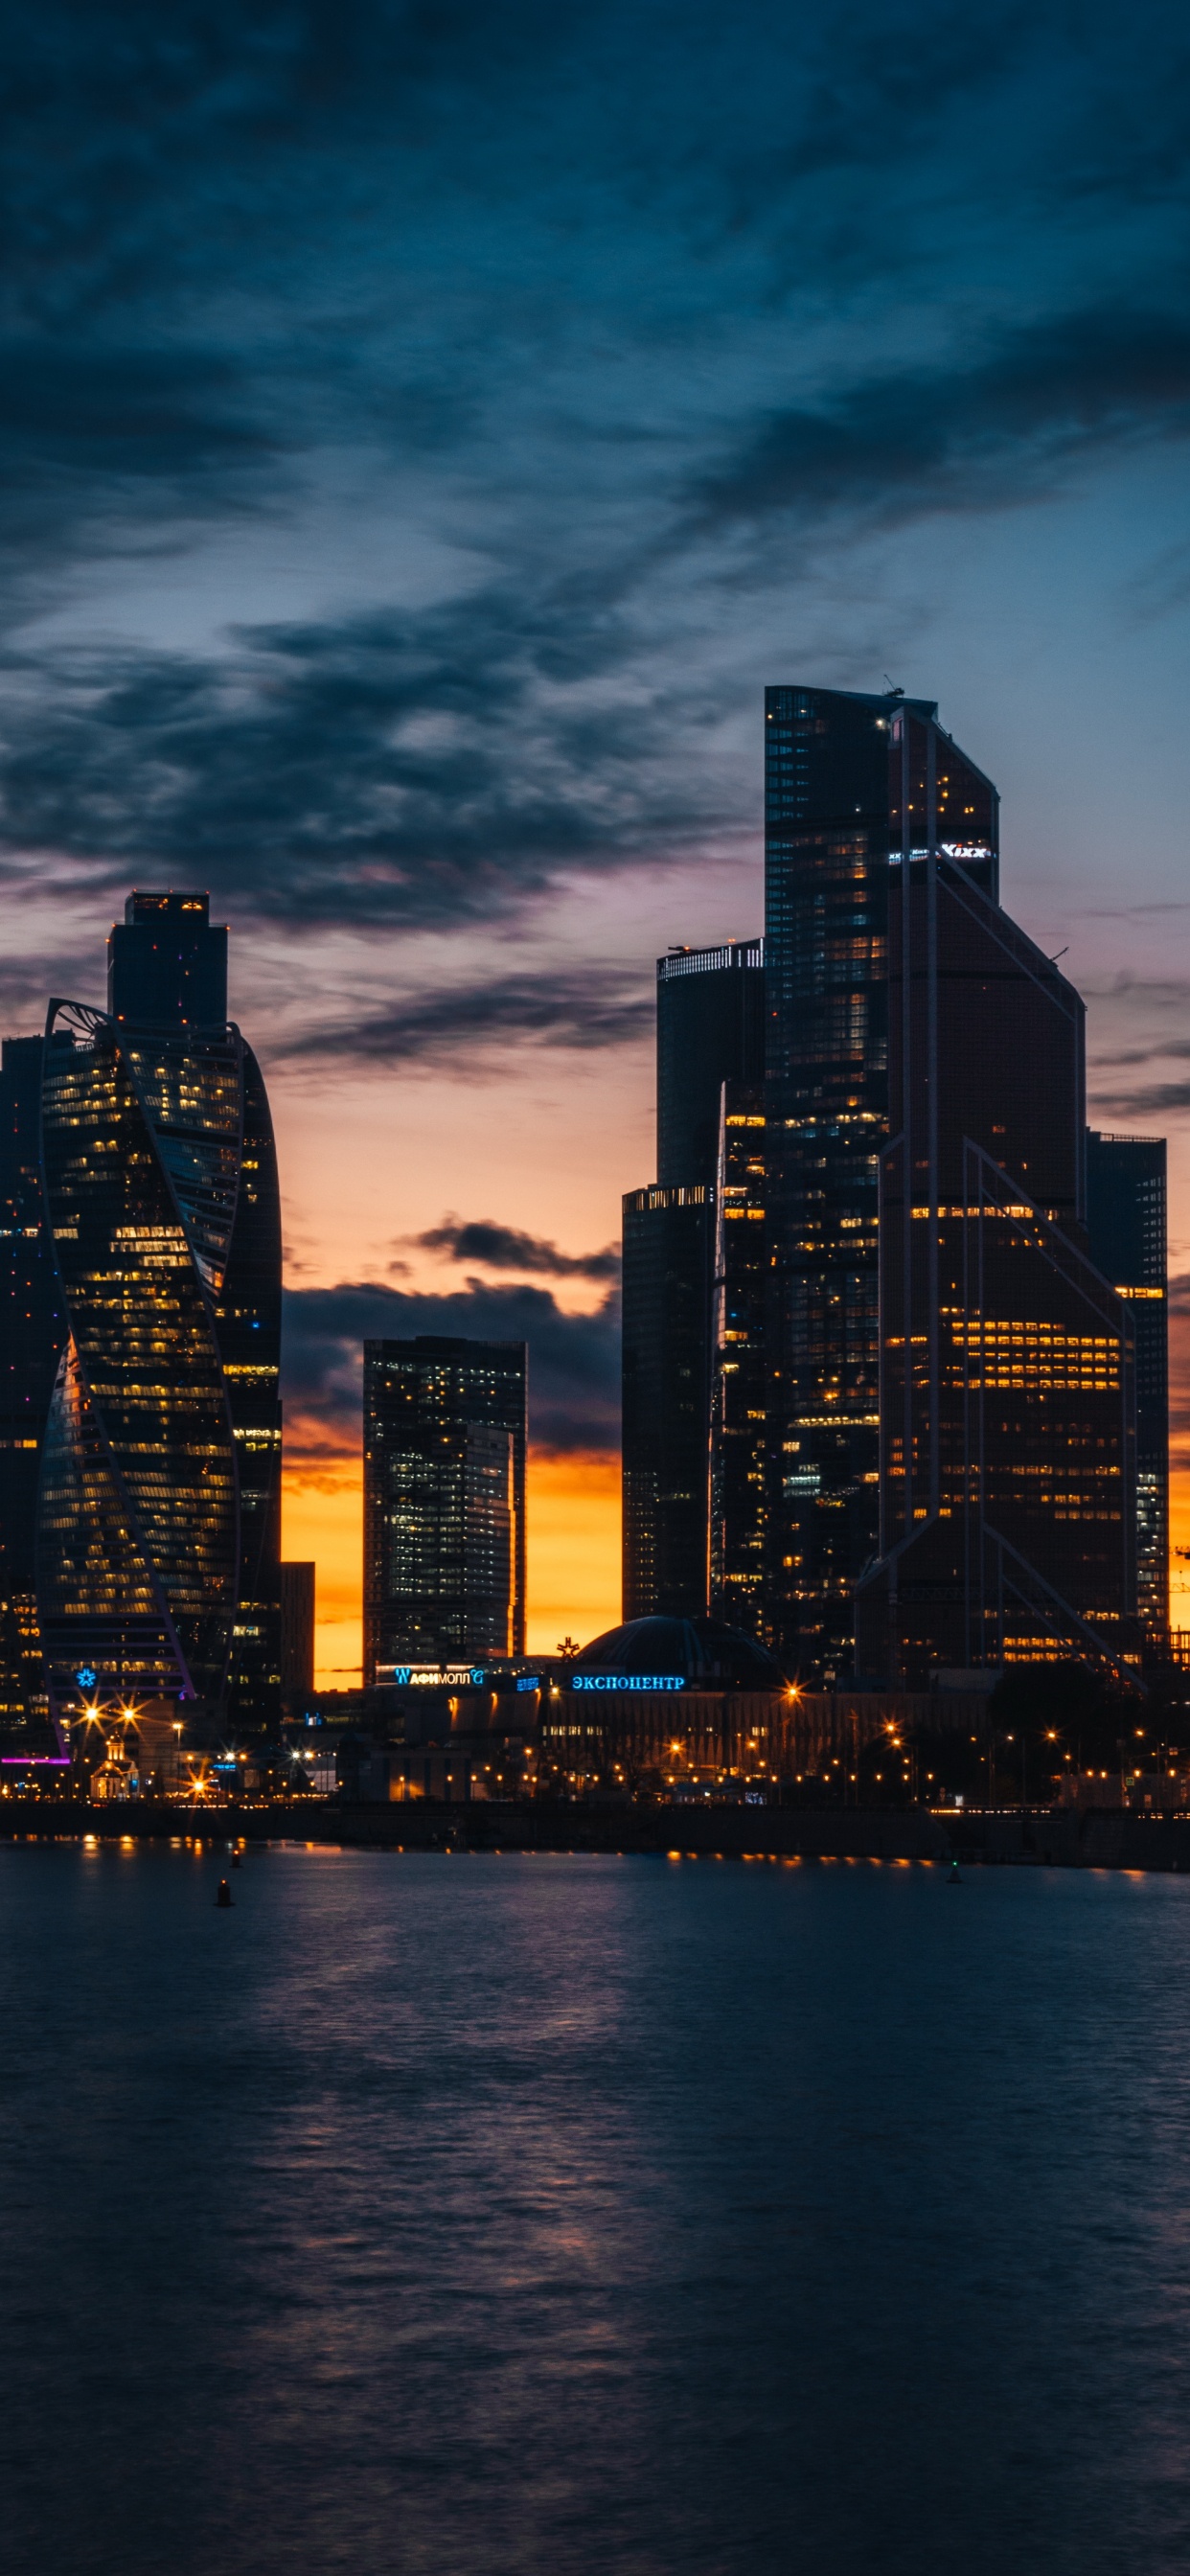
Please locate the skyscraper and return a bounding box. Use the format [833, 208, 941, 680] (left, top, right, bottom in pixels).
[622, 1183, 715, 1620]
[852, 770, 1135, 1682]
[280, 1559, 316, 1709]
[624, 687, 1152, 1687]
[215, 1036, 284, 1728]
[709, 1083, 767, 1636]
[657, 940, 766, 1184]
[34, 893, 282, 1726]
[1087, 1131, 1169, 1638]
[0, 1038, 65, 1739]
[363, 1337, 527, 1675]
[108, 888, 228, 1028]
[764, 684, 999, 1681]
[622, 941, 765, 1621]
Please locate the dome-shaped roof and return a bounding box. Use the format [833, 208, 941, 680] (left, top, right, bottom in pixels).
[570, 1615, 787, 1690]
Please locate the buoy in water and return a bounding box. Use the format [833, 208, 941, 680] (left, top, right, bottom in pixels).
[216, 1878, 233, 1908]
[231, 1852, 242, 1869]
[948, 1858, 962, 1884]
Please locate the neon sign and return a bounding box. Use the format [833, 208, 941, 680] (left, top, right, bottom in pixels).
[379, 1665, 487, 1688]
[570, 1674, 685, 1692]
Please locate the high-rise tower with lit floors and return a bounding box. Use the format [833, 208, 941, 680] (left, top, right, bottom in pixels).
[622, 940, 765, 1621]
[363, 1337, 527, 1674]
[764, 684, 999, 1682]
[709, 1083, 767, 1638]
[853, 773, 1136, 1682]
[0, 1037, 65, 1740]
[1086, 1131, 1168, 1641]
[35, 893, 282, 1727]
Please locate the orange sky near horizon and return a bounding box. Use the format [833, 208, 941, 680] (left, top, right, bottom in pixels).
[282, 1240, 1190, 1693]
[266, 869, 698, 1687]
[283, 1448, 621, 1687]
[288, 1448, 1190, 1692]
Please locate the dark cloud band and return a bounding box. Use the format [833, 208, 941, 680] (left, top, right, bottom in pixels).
[278, 966, 652, 1065]
[415, 1216, 621, 1280]
[283, 1276, 620, 1456]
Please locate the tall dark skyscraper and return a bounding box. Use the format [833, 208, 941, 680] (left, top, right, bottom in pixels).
[622, 941, 765, 1621]
[1087, 1131, 1169, 1637]
[657, 940, 765, 1184]
[709, 1083, 767, 1636]
[625, 685, 1156, 1688]
[280, 1558, 316, 1708]
[0, 1038, 65, 1739]
[363, 1336, 527, 1676]
[852, 781, 1135, 1682]
[109, 889, 229, 1028]
[764, 684, 999, 1681]
[622, 1182, 715, 1620]
[34, 892, 282, 1727]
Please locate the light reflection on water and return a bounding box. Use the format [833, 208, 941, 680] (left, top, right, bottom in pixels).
[2, 1843, 1190, 2574]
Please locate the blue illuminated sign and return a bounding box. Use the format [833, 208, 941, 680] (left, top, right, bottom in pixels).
[75, 1667, 98, 1690]
[382, 1665, 489, 1689]
[570, 1673, 685, 1692]
[516, 1676, 540, 1694]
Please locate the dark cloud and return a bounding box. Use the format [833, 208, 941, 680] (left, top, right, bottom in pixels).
[685, 307, 1190, 540]
[0, 594, 729, 928]
[1119, 541, 1190, 630]
[0, 347, 272, 484]
[283, 1276, 620, 1455]
[0, 6, 1187, 924]
[1089, 1079, 1190, 1117]
[1090, 1047, 1190, 1077]
[280, 965, 652, 1064]
[416, 1217, 620, 1280]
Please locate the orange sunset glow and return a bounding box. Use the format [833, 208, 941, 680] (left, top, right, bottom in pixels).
[266, 1006, 659, 1683]
[284, 1447, 621, 1687]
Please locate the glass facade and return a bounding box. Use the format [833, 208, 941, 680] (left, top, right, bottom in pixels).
[109, 888, 228, 1030]
[1087, 1131, 1169, 1637]
[855, 848, 1136, 1683]
[37, 1004, 241, 1714]
[710, 1084, 767, 1637]
[215, 1043, 283, 1725]
[656, 940, 765, 1185]
[280, 1559, 316, 1708]
[0, 1036, 64, 1742]
[623, 938, 765, 1622]
[363, 1337, 526, 1675]
[31, 893, 283, 1727]
[764, 686, 999, 1682]
[622, 1185, 714, 1619]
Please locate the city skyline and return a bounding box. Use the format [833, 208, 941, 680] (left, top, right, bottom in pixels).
[2, 2, 1189, 1678]
[6, 746, 1187, 1684]
[2, 747, 1179, 1700]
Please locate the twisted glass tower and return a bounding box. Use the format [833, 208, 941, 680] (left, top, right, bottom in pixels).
[35, 895, 282, 1724]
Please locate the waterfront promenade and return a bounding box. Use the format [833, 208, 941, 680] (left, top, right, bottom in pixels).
[5, 1797, 1190, 1872]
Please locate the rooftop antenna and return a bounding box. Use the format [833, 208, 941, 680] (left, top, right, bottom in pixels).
[882, 675, 904, 697]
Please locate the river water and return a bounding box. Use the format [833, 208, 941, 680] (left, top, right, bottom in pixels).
[2, 1840, 1190, 2574]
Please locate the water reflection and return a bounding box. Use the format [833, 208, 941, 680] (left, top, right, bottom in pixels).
[1, 1846, 1190, 2573]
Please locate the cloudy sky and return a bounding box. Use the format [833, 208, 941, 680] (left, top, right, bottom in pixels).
[5, 0, 1190, 1671]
